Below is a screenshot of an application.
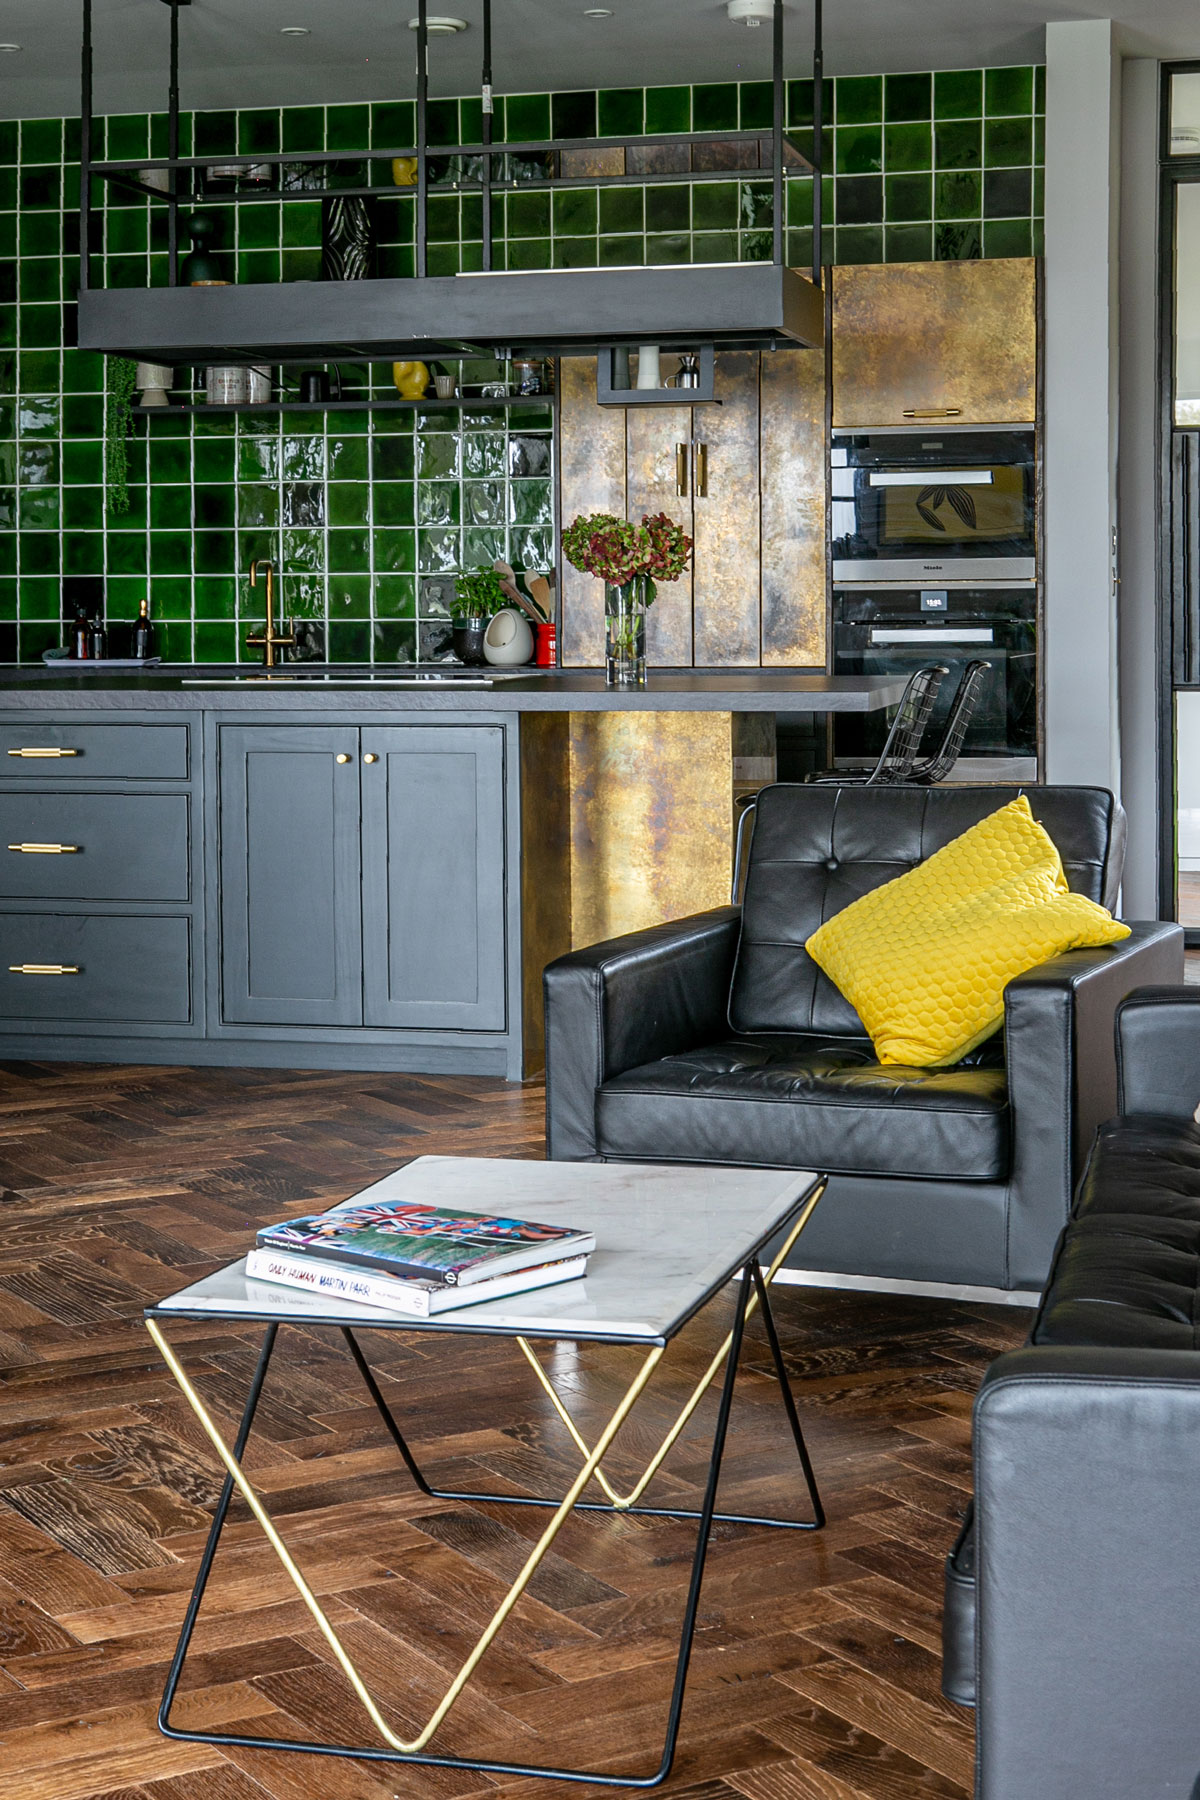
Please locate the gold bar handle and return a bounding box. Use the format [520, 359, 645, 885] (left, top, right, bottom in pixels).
[8, 964, 81, 976]
[675, 443, 688, 497]
[901, 407, 963, 419]
[8, 843, 81, 854]
[694, 441, 708, 498]
[7, 747, 80, 758]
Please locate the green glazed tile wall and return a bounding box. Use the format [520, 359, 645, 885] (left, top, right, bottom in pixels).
[0, 66, 1043, 662]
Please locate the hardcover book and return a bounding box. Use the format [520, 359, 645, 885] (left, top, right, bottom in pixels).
[256, 1195, 595, 1287]
[244, 1247, 589, 1317]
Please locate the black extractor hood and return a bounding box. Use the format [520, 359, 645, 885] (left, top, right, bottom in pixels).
[75, 0, 827, 365]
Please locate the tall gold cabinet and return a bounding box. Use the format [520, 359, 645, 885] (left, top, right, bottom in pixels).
[831, 258, 1038, 428]
[559, 350, 826, 668]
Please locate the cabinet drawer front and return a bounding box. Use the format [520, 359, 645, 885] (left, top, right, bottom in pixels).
[0, 794, 189, 900]
[0, 723, 189, 781]
[1, 914, 191, 1022]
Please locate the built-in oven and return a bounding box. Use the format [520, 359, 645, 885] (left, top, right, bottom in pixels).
[831, 587, 1038, 780]
[831, 427, 1037, 584]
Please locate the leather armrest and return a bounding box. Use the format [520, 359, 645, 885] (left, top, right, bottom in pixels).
[1000, 922, 1183, 1286]
[543, 908, 741, 1160]
[973, 1344, 1200, 1797]
[1117, 984, 1200, 1118]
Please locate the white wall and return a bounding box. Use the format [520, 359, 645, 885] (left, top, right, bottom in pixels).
[1042, 21, 1123, 798]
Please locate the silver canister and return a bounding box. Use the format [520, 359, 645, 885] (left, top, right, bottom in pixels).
[205, 365, 249, 405]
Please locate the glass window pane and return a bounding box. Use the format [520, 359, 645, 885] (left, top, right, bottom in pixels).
[1175, 184, 1200, 423]
[1171, 73, 1200, 154]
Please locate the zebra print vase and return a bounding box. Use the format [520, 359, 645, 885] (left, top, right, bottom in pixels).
[321, 194, 374, 281]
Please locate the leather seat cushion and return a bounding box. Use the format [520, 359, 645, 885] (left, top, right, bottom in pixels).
[596, 1035, 1010, 1180]
[1034, 1116, 1200, 1350]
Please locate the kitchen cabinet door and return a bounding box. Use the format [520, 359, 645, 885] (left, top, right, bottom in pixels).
[832, 258, 1038, 427]
[218, 725, 363, 1026]
[360, 726, 507, 1031]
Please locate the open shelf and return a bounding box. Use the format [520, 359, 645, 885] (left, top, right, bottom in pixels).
[132, 395, 556, 418]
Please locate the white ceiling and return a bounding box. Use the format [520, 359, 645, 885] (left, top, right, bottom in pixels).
[0, 0, 1199, 121]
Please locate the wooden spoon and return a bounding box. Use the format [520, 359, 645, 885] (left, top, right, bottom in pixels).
[527, 574, 554, 619]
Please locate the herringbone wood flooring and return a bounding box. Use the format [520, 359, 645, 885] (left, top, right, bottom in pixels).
[0, 1060, 1029, 1800]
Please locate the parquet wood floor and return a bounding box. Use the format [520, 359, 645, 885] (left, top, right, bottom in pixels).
[0, 1060, 1029, 1800]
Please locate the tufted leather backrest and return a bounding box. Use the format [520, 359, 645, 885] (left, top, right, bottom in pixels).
[728, 785, 1126, 1038]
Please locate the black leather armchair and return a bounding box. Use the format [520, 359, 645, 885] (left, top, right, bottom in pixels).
[544, 785, 1183, 1292]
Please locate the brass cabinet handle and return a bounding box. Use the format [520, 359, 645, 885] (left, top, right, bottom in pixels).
[8, 843, 81, 854]
[675, 443, 688, 498]
[8, 964, 81, 975]
[901, 407, 963, 419]
[363, 753, 379, 764]
[335, 753, 351, 764]
[694, 441, 708, 498]
[7, 747, 80, 758]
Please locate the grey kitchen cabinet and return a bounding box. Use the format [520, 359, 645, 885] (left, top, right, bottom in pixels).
[360, 726, 507, 1031]
[217, 724, 363, 1028]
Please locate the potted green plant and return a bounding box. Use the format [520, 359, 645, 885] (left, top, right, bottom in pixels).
[561, 511, 693, 685]
[452, 565, 507, 666]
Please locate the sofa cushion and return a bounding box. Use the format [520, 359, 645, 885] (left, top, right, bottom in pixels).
[596, 1035, 1010, 1180]
[729, 784, 1125, 1039]
[1033, 1116, 1200, 1350]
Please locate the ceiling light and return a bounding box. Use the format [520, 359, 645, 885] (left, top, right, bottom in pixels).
[407, 15, 469, 33]
[726, 0, 774, 25]
[0, 43, 22, 53]
[583, 7, 613, 14]
[280, 25, 310, 35]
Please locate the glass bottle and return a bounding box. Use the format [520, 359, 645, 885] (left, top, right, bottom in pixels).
[71, 609, 90, 660]
[132, 597, 154, 660]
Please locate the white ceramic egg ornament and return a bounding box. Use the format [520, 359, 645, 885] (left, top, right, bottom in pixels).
[482, 607, 534, 666]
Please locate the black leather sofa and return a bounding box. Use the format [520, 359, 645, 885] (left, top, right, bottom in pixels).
[544, 785, 1182, 1292]
[944, 986, 1200, 1798]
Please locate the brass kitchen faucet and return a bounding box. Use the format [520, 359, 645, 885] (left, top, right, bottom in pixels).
[246, 560, 295, 668]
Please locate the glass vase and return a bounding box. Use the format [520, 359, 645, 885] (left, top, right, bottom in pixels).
[604, 577, 649, 687]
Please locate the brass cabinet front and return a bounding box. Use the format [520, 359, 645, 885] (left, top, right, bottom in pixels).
[831, 257, 1038, 428]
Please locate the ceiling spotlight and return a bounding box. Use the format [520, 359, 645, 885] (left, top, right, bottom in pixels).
[583, 6, 613, 13]
[280, 25, 311, 35]
[407, 15, 469, 33]
[0, 43, 22, 53]
[726, 0, 774, 24]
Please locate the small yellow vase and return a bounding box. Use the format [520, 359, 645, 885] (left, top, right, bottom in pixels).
[392, 360, 430, 400]
[392, 157, 418, 187]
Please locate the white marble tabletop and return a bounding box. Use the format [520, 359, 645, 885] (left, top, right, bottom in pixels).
[149, 1156, 822, 1344]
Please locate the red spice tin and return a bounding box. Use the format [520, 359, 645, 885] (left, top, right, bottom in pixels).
[534, 621, 557, 666]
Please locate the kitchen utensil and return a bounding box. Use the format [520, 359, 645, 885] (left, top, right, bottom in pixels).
[636, 345, 661, 389]
[483, 608, 535, 667]
[490, 563, 543, 625]
[527, 574, 554, 620]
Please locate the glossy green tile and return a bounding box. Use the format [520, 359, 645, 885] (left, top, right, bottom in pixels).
[935, 219, 982, 259]
[837, 177, 883, 225]
[20, 119, 62, 164]
[935, 120, 982, 170]
[934, 70, 982, 119]
[149, 531, 192, 574]
[506, 190, 551, 237]
[598, 185, 643, 232]
[194, 110, 237, 157]
[427, 194, 460, 242]
[507, 236, 552, 271]
[553, 187, 598, 235]
[692, 181, 737, 230]
[329, 481, 371, 527]
[373, 620, 418, 661]
[18, 575, 60, 620]
[646, 185, 688, 232]
[156, 621, 193, 661]
[327, 620, 371, 661]
[936, 170, 981, 218]
[282, 106, 325, 154]
[836, 125, 883, 175]
[64, 534, 103, 576]
[16, 532, 58, 575]
[0, 122, 15, 163]
[552, 92, 597, 139]
[374, 482, 415, 526]
[372, 101, 416, 150]
[553, 236, 598, 268]
[239, 110, 280, 155]
[62, 485, 101, 529]
[986, 66, 1034, 115]
[427, 99, 460, 148]
[739, 83, 773, 131]
[282, 201, 321, 246]
[599, 89, 644, 137]
[150, 485, 192, 529]
[646, 232, 689, 265]
[328, 527, 371, 572]
[63, 394, 102, 436]
[329, 573, 372, 617]
[984, 216, 1033, 257]
[195, 576, 237, 617]
[645, 87, 690, 135]
[1035, 65, 1046, 112]
[195, 621, 236, 660]
[884, 73, 931, 122]
[984, 167, 1032, 216]
[985, 117, 1032, 167]
[503, 94, 551, 143]
[195, 531, 234, 574]
[19, 489, 59, 529]
[693, 85, 737, 133]
[598, 234, 642, 266]
[836, 76, 883, 125]
[885, 173, 932, 221]
[427, 243, 461, 276]
[884, 122, 932, 172]
[327, 105, 370, 152]
[886, 222, 933, 260]
[20, 167, 60, 210]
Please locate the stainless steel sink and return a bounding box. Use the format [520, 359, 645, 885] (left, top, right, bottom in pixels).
[182, 666, 534, 687]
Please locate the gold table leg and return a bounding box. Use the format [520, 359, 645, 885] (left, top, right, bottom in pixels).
[146, 1316, 663, 1754]
[515, 1179, 826, 1511]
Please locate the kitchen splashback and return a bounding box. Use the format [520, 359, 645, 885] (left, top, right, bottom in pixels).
[0, 66, 1043, 663]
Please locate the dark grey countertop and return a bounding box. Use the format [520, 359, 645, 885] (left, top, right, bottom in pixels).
[0, 666, 906, 714]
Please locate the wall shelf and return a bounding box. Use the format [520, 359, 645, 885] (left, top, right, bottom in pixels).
[132, 395, 556, 418]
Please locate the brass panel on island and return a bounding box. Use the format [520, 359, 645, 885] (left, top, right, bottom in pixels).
[567, 712, 733, 946]
[831, 257, 1037, 428]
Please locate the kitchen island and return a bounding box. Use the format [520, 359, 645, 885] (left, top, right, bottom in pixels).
[0, 667, 903, 1079]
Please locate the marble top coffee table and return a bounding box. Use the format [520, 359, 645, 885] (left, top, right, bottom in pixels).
[145, 1155, 826, 1788]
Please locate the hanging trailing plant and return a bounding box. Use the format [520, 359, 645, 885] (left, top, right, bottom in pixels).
[105, 356, 137, 516]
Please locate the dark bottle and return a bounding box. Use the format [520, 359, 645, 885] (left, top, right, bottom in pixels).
[71, 609, 90, 660]
[132, 596, 154, 660]
[88, 620, 108, 661]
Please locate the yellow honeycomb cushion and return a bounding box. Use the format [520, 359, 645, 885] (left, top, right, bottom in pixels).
[805, 796, 1129, 1067]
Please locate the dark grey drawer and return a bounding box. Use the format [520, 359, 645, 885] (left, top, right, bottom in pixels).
[0, 722, 189, 781]
[0, 794, 189, 900]
[0, 914, 191, 1023]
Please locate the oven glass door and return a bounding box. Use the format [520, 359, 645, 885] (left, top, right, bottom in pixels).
[831, 430, 1037, 581]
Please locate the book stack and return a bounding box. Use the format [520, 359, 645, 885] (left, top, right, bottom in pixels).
[245, 1192, 595, 1317]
